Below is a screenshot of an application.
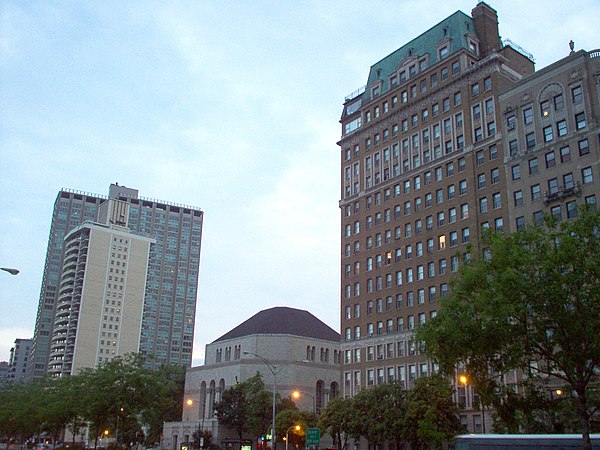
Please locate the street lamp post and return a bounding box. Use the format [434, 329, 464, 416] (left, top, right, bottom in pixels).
[0, 267, 19, 275]
[292, 390, 316, 416]
[285, 425, 300, 450]
[243, 351, 288, 450]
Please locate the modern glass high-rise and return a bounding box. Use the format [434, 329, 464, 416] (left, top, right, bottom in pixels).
[27, 184, 203, 379]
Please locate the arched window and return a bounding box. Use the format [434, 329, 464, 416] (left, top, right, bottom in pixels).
[315, 380, 324, 414]
[330, 382, 339, 400]
[200, 381, 207, 420]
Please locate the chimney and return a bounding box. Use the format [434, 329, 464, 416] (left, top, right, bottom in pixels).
[472, 2, 502, 58]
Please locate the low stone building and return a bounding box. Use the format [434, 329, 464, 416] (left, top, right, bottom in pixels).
[162, 307, 341, 450]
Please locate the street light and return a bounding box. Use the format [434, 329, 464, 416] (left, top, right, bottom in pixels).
[285, 425, 300, 450]
[0, 267, 19, 275]
[292, 390, 316, 415]
[243, 351, 289, 450]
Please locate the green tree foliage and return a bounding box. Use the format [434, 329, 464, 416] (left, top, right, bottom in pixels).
[418, 208, 600, 449]
[317, 397, 356, 450]
[214, 374, 273, 442]
[352, 383, 407, 446]
[0, 353, 185, 449]
[404, 374, 465, 449]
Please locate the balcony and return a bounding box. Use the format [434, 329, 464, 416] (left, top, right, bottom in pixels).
[544, 182, 581, 205]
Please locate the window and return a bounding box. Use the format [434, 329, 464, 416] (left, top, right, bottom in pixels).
[443, 98, 450, 112]
[448, 208, 456, 223]
[452, 60, 460, 74]
[461, 203, 469, 219]
[554, 94, 564, 111]
[575, 112, 586, 129]
[509, 140, 518, 156]
[440, 67, 448, 80]
[462, 227, 470, 243]
[523, 107, 533, 124]
[458, 157, 465, 172]
[548, 178, 559, 195]
[489, 145, 498, 160]
[430, 72, 438, 87]
[506, 114, 516, 130]
[473, 104, 481, 120]
[454, 91, 462, 106]
[494, 217, 504, 232]
[485, 98, 494, 115]
[491, 168, 500, 184]
[528, 158, 538, 175]
[571, 85, 583, 103]
[557, 120, 568, 137]
[512, 165, 521, 180]
[492, 192, 501, 209]
[545, 151, 556, 168]
[526, 132, 536, 149]
[560, 146, 571, 163]
[483, 77, 492, 92]
[456, 112, 463, 129]
[563, 173, 574, 190]
[582, 167, 593, 184]
[487, 121, 496, 136]
[477, 173, 486, 189]
[579, 139, 590, 156]
[476, 150, 485, 166]
[459, 180, 467, 195]
[479, 197, 488, 213]
[531, 184, 541, 201]
[541, 100, 550, 117]
[448, 185, 456, 199]
[516, 216, 525, 231]
[533, 211, 544, 226]
[566, 201, 578, 219]
[439, 46, 449, 60]
[551, 205, 562, 222]
[543, 125, 554, 142]
[514, 190, 523, 207]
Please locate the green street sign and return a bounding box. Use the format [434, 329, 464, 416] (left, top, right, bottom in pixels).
[306, 428, 320, 446]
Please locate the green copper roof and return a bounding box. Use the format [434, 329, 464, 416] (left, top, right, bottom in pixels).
[365, 10, 475, 98]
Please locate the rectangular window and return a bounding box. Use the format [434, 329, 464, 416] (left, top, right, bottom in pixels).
[557, 120, 567, 137]
[526, 132, 536, 149]
[545, 151, 556, 168]
[512, 165, 521, 180]
[543, 125, 554, 142]
[571, 85, 583, 103]
[579, 139, 590, 156]
[523, 107, 533, 124]
[560, 146, 571, 163]
[528, 158, 538, 175]
[514, 190, 523, 207]
[575, 112, 586, 129]
[582, 167, 593, 184]
[531, 184, 541, 201]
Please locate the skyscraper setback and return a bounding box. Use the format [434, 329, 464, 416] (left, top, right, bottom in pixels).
[28, 184, 203, 379]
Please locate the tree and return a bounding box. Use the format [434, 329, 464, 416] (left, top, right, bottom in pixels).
[215, 374, 272, 442]
[418, 208, 600, 449]
[404, 374, 465, 449]
[317, 397, 355, 450]
[351, 383, 407, 446]
[275, 409, 314, 450]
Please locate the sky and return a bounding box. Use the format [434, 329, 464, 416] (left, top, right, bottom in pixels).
[1, 0, 598, 366]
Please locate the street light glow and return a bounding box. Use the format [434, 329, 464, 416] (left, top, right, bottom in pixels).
[459, 374, 468, 385]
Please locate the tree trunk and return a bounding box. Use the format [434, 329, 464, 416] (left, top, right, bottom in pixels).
[575, 388, 591, 450]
